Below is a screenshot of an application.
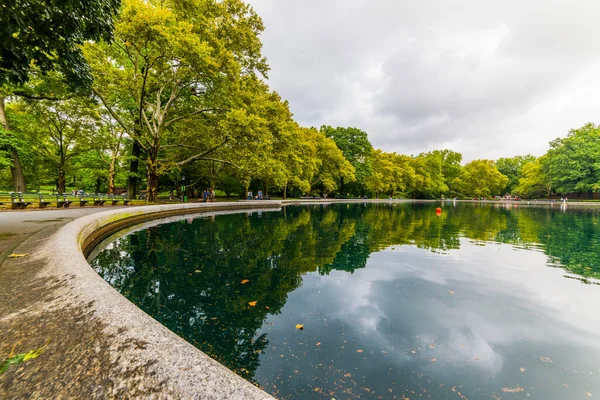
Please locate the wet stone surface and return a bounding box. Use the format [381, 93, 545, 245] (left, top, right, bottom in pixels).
[91, 202, 600, 399]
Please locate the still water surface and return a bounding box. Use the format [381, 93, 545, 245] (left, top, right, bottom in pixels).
[90, 202, 600, 399]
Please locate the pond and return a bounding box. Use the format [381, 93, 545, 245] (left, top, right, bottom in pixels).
[89, 202, 600, 399]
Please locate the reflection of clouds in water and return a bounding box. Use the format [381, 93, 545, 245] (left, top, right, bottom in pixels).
[305, 239, 600, 379]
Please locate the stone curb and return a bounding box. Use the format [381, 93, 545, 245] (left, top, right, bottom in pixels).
[46, 202, 281, 399]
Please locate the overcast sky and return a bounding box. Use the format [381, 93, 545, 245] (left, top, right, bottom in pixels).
[247, 0, 600, 161]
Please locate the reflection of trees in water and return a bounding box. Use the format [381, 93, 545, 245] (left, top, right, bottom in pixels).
[90, 203, 600, 383]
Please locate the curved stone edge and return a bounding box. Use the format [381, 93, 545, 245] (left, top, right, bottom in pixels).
[46, 202, 280, 399]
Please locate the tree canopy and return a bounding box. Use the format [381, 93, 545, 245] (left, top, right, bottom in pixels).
[0, 0, 121, 87]
[1, 1, 599, 201]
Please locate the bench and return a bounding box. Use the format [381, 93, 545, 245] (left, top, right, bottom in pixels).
[10, 192, 32, 210]
[108, 194, 130, 206]
[78, 195, 89, 207]
[92, 194, 106, 207]
[55, 194, 73, 208]
[38, 194, 52, 209]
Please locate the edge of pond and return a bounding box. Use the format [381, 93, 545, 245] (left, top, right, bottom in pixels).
[0, 199, 424, 399]
[4, 198, 600, 398]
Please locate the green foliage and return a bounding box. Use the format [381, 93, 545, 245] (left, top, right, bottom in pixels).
[545, 123, 600, 195]
[321, 126, 373, 192]
[1, 340, 49, 374]
[496, 154, 536, 194]
[2, 2, 600, 200]
[454, 159, 508, 198]
[432, 149, 462, 193]
[0, 0, 120, 86]
[515, 157, 552, 199]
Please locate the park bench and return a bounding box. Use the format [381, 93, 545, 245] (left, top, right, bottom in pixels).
[38, 193, 52, 209]
[74, 193, 89, 207]
[55, 194, 72, 208]
[108, 194, 130, 206]
[92, 194, 106, 207]
[10, 192, 32, 210]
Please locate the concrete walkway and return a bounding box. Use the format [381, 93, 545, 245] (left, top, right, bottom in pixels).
[0, 207, 126, 266]
[0, 203, 277, 399]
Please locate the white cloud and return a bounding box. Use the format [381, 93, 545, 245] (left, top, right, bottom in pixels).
[248, 0, 600, 161]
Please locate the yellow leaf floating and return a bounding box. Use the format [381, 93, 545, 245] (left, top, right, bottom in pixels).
[295, 324, 304, 330]
[9, 253, 27, 258]
[501, 387, 524, 393]
[356, 349, 363, 353]
[248, 301, 257, 307]
[448, 291, 455, 294]
[240, 279, 250, 284]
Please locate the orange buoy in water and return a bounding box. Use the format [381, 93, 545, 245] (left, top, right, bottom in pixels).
[436, 207, 442, 216]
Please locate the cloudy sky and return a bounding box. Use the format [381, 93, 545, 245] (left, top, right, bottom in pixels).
[247, 0, 600, 161]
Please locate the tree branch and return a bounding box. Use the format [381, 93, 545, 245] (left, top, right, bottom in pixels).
[178, 156, 240, 168]
[175, 136, 231, 167]
[12, 91, 73, 101]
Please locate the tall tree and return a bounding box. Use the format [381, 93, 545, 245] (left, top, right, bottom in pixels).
[544, 123, 600, 196]
[515, 156, 552, 199]
[454, 159, 508, 198]
[320, 126, 373, 194]
[0, 0, 120, 86]
[1, 0, 121, 191]
[496, 154, 536, 194]
[312, 131, 355, 194]
[432, 149, 462, 194]
[13, 96, 100, 192]
[85, 0, 268, 202]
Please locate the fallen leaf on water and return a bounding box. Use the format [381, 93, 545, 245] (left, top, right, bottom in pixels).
[356, 349, 363, 353]
[520, 367, 526, 372]
[585, 393, 592, 397]
[501, 387, 524, 393]
[240, 279, 250, 284]
[540, 356, 553, 363]
[431, 358, 437, 362]
[265, 306, 270, 310]
[316, 342, 321, 346]
[248, 301, 257, 307]
[448, 291, 455, 294]
[295, 324, 304, 330]
[195, 270, 201, 273]
[9, 253, 27, 258]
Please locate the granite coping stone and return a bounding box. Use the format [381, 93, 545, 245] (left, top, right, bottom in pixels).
[1, 201, 280, 399]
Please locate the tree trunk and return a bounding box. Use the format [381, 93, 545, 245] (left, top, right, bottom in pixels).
[0, 96, 27, 192]
[146, 156, 158, 203]
[128, 140, 141, 199]
[107, 156, 116, 194]
[283, 185, 287, 199]
[95, 177, 101, 194]
[58, 166, 66, 193]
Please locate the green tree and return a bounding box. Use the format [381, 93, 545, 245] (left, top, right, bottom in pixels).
[432, 149, 462, 195]
[454, 159, 508, 198]
[515, 156, 552, 199]
[312, 130, 355, 194]
[407, 152, 448, 199]
[0, 0, 121, 87]
[544, 123, 600, 196]
[320, 126, 373, 194]
[13, 96, 100, 192]
[496, 154, 536, 194]
[85, 0, 268, 202]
